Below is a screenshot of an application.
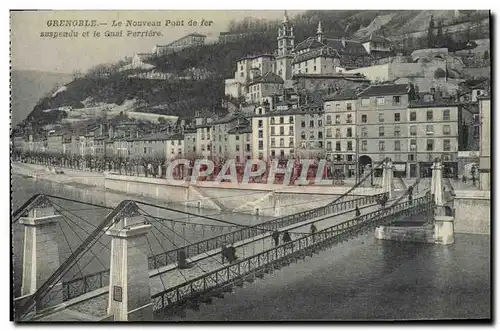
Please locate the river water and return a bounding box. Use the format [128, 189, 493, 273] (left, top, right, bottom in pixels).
[11, 175, 491, 320]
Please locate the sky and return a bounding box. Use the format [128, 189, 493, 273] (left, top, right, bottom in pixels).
[10, 10, 304, 74]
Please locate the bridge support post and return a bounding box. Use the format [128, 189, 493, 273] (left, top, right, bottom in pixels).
[432, 159, 455, 245]
[382, 159, 393, 199]
[18, 196, 63, 311]
[106, 202, 153, 321]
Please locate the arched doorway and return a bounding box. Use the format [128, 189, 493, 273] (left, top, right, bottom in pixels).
[358, 155, 374, 185]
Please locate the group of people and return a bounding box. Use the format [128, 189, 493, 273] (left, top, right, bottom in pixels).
[272, 229, 292, 247]
[376, 193, 389, 208]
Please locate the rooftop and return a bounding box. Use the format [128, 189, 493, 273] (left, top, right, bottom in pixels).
[249, 71, 285, 85]
[324, 88, 359, 101]
[358, 84, 409, 97]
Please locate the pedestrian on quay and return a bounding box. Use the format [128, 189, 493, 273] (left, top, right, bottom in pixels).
[355, 205, 361, 217]
[462, 174, 467, 183]
[408, 193, 413, 205]
[272, 230, 280, 247]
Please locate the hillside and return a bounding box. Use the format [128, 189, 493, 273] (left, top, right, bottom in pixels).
[18, 10, 490, 130]
[10, 70, 73, 126]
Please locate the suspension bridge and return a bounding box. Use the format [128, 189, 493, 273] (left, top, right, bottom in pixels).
[11, 158, 454, 322]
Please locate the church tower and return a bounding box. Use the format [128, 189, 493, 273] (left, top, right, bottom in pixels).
[316, 21, 324, 42]
[276, 10, 295, 81]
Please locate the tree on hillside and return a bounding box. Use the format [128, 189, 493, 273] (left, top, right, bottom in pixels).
[427, 15, 435, 48]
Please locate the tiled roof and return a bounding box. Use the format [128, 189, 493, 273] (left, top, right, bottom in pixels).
[129, 131, 171, 142]
[249, 71, 284, 85]
[357, 84, 409, 97]
[228, 124, 252, 134]
[238, 54, 275, 62]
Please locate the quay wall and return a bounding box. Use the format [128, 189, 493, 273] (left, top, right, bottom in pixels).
[452, 190, 491, 235]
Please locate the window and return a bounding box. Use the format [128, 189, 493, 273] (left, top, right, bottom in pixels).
[258, 141, 263, 150]
[289, 116, 294, 124]
[347, 141, 353, 151]
[280, 150, 285, 157]
[235, 135, 240, 141]
[443, 109, 450, 121]
[279, 117, 284, 124]
[270, 127, 275, 135]
[361, 114, 367, 123]
[258, 130, 263, 138]
[347, 155, 353, 162]
[394, 113, 400, 122]
[377, 97, 385, 105]
[143, 147, 147, 154]
[301, 121, 306, 128]
[335, 128, 341, 138]
[310, 132, 315, 139]
[171, 148, 174, 154]
[395, 140, 401, 151]
[289, 126, 294, 135]
[426, 139, 434, 151]
[326, 128, 332, 138]
[410, 111, 416, 121]
[201, 144, 206, 151]
[361, 140, 367, 152]
[347, 128, 353, 137]
[336, 115, 341, 124]
[426, 125, 434, 135]
[444, 139, 451, 151]
[313, 65, 317, 72]
[271, 117, 275, 125]
[346, 103, 352, 111]
[346, 114, 352, 124]
[336, 141, 341, 151]
[378, 113, 384, 122]
[280, 138, 285, 147]
[361, 127, 367, 137]
[327, 141, 332, 151]
[318, 120, 323, 127]
[271, 150, 276, 157]
[271, 138, 276, 147]
[318, 131, 323, 139]
[246, 144, 250, 152]
[236, 145, 240, 151]
[427, 110, 433, 121]
[379, 141, 385, 151]
[362, 98, 370, 106]
[394, 126, 401, 137]
[301, 132, 306, 139]
[326, 115, 332, 125]
[444, 125, 452, 136]
[258, 120, 263, 128]
[410, 139, 417, 151]
[410, 125, 417, 136]
[280, 126, 285, 135]
[335, 104, 341, 110]
[289, 138, 294, 146]
[379, 126, 385, 137]
[393, 96, 401, 106]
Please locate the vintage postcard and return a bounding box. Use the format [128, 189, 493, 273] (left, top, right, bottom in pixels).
[10, 9, 491, 322]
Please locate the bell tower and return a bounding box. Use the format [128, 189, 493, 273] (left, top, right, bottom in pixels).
[276, 10, 295, 81]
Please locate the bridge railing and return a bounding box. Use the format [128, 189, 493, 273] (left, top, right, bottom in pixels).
[59, 193, 386, 301]
[151, 195, 434, 313]
[147, 193, 387, 269]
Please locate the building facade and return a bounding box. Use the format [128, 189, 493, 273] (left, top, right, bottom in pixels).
[478, 96, 490, 190]
[324, 89, 358, 177]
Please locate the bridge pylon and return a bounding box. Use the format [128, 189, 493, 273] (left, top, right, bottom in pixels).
[105, 201, 153, 321]
[382, 159, 394, 199]
[431, 158, 455, 245]
[17, 195, 64, 313]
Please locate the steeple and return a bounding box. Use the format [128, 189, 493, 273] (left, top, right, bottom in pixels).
[283, 10, 289, 23]
[316, 21, 324, 42]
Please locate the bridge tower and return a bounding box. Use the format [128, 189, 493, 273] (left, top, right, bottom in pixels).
[106, 202, 153, 321]
[381, 159, 394, 198]
[431, 158, 455, 244]
[18, 196, 64, 313]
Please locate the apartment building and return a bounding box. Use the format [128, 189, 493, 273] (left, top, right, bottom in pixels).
[356, 84, 410, 177]
[324, 88, 358, 177]
[227, 124, 253, 163]
[210, 113, 249, 160]
[478, 96, 490, 190]
[183, 128, 197, 158]
[166, 133, 185, 161]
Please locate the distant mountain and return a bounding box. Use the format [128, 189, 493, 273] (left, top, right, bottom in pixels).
[10, 69, 73, 126]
